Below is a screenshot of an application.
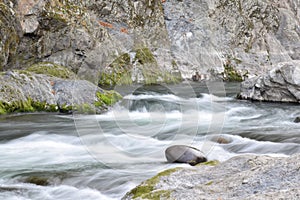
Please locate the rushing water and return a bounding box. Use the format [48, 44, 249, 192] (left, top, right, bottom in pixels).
[0, 82, 300, 200]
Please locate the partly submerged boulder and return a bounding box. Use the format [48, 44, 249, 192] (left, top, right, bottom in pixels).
[294, 117, 300, 123]
[238, 61, 300, 103]
[165, 145, 207, 166]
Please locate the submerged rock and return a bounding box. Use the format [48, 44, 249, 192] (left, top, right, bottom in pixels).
[24, 176, 49, 186]
[165, 145, 207, 166]
[294, 117, 300, 123]
[238, 61, 300, 103]
[124, 154, 300, 200]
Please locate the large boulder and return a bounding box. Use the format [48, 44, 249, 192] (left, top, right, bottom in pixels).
[238, 60, 300, 102]
[0, 65, 122, 114]
[165, 145, 207, 166]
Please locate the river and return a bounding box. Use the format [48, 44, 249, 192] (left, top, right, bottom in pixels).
[0, 82, 299, 200]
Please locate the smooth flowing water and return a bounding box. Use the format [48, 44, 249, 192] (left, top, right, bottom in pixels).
[0, 82, 299, 200]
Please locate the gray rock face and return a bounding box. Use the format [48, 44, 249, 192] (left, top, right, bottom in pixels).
[1, 0, 172, 84]
[1, 0, 300, 82]
[238, 60, 300, 102]
[165, 145, 207, 166]
[124, 154, 300, 200]
[163, 0, 300, 79]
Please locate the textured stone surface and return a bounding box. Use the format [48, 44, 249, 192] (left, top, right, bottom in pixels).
[124, 154, 300, 200]
[0, 70, 119, 114]
[163, 0, 300, 80]
[238, 60, 300, 102]
[1, 0, 299, 82]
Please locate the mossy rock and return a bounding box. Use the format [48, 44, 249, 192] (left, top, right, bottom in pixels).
[98, 48, 182, 87]
[135, 48, 157, 65]
[0, 98, 58, 115]
[26, 62, 76, 79]
[98, 53, 132, 88]
[223, 64, 243, 82]
[95, 90, 122, 107]
[127, 167, 181, 199]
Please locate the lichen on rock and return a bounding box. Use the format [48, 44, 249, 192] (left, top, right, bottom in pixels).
[123, 167, 181, 200]
[26, 62, 76, 79]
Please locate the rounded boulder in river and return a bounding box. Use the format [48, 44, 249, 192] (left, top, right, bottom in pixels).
[165, 145, 207, 166]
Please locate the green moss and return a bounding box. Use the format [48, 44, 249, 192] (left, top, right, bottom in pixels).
[0, 98, 58, 115]
[129, 168, 181, 199]
[196, 160, 220, 167]
[98, 48, 182, 87]
[223, 64, 243, 82]
[135, 48, 156, 65]
[75, 103, 95, 114]
[26, 62, 75, 79]
[0, 102, 6, 114]
[95, 90, 122, 107]
[171, 59, 178, 68]
[205, 180, 214, 186]
[98, 53, 132, 88]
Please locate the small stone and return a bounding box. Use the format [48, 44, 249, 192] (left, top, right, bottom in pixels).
[165, 145, 207, 166]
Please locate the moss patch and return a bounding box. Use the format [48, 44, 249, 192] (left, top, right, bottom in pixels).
[26, 62, 76, 79]
[223, 64, 243, 82]
[128, 167, 181, 199]
[95, 90, 122, 107]
[98, 53, 132, 88]
[196, 160, 220, 167]
[135, 48, 156, 65]
[98, 48, 182, 87]
[0, 98, 58, 114]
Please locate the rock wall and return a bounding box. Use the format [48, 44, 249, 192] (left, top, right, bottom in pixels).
[0, 0, 176, 86]
[163, 0, 300, 80]
[0, 0, 299, 83]
[238, 60, 300, 102]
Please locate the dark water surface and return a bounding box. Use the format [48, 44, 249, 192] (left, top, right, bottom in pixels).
[0, 82, 299, 199]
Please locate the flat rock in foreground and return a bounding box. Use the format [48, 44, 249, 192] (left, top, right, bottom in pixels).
[123, 154, 300, 200]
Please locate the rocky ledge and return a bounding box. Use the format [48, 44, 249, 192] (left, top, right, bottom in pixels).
[123, 154, 300, 200]
[0, 63, 122, 114]
[238, 60, 300, 103]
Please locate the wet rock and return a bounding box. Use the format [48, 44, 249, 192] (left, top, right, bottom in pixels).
[165, 145, 207, 166]
[24, 176, 49, 186]
[238, 60, 300, 103]
[124, 154, 300, 200]
[294, 117, 300, 123]
[209, 135, 232, 144]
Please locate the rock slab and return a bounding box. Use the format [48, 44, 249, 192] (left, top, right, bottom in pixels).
[124, 154, 300, 200]
[238, 60, 300, 103]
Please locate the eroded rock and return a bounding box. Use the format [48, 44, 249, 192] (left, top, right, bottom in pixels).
[124, 154, 300, 200]
[238, 60, 300, 102]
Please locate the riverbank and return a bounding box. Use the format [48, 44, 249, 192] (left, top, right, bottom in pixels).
[123, 153, 300, 199]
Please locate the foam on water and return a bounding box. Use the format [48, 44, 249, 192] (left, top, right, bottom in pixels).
[1, 86, 300, 200]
